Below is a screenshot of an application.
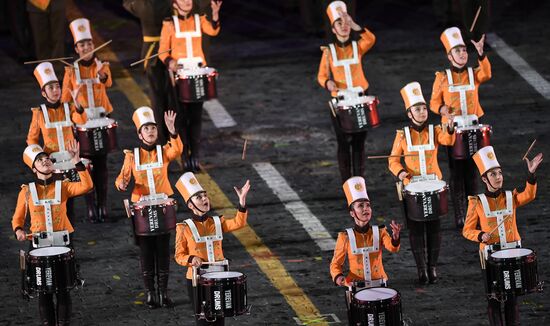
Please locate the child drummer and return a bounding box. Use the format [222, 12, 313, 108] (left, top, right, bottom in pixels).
[11, 140, 93, 326]
[463, 146, 542, 325]
[174, 172, 250, 325]
[429, 26, 492, 228]
[62, 17, 114, 223]
[115, 106, 182, 308]
[330, 177, 401, 319]
[27, 61, 88, 222]
[388, 82, 455, 284]
[159, 0, 222, 172]
[317, 1, 376, 182]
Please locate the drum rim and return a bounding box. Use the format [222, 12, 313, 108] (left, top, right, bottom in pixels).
[75, 118, 118, 130]
[201, 271, 244, 279]
[490, 248, 534, 259]
[29, 246, 71, 256]
[404, 180, 448, 195]
[133, 198, 177, 208]
[354, 287, 399, 301]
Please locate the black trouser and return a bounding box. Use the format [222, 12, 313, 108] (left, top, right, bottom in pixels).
[178, 102, 204, 162]
[407, 217, 442, 272]
[447, 147, 478, 225]
[186, 279, 225, 326]
[137, 234, 171, 294]
[330, 114, 367, 182]
[27, 7, 65, 60]
[83, 154, 109, 220]
[459, 0, 490, 43]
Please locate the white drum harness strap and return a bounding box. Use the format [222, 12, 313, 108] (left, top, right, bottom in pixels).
[329, 41, 359, 89]
[478, 191, 515, 250]
[28, 181, 69, 247]
[404, 124, 437, 182]
[73, 62, 106, 119]
[134, 145, 167, 201]
[446, 67, 475, 119]
[40, 103, 72, 153]
[173, 14, 203, 69]
[346, 225, 383, 286]
[184, 216, 223, 263]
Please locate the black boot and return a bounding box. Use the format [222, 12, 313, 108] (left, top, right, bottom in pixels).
[145, 290, 157, 309]
[96, 155, 109, 222]
[39, 293, 56, 325]
[504, 296, 520, 326]
[85, 191, 99, 223]
[418, 268, 429, 285]
[427, 220, 442, 284]
[408, 219, 428, 285]
[352, 150, 365, 178]
[56, 290, 72, 326]
[488, 299, 504, 326]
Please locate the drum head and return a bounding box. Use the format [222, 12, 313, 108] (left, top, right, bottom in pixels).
[30, 246, 71, 257]
[354, 287, 398, 301]
[491, 248, 533, 259]
[77, 117, 116, 129]
[405, 180, 446, 193]
[202, 271, 243, 279]
[53, 160, 75, 171]
[134, 198, 176, 207]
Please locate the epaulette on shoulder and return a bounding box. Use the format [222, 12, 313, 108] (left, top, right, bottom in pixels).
[31, 106, 40, 111]
[468, 195, 479, 201]
[396, 129, 404, 134]
[435, 70, 446, 77]
[320, 45, 329, 52]
[21, 184, 28, 189]
[176, 222, 185, 226]
[123, 149, 133, 155]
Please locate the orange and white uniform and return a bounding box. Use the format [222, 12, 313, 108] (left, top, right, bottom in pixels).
[12, 145, 93, 234]
[62, 18, 113, 116]
[173, 172, 248, 279]
[115, 107, 183, 202]
[330, 224, 400, 285]
[463, 146, 537, 251]
[158, 14, 220, 67]
[430, 27, 492, 124]
[28, 62, 87, 154]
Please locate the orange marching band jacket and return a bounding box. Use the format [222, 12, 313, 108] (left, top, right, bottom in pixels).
[330, 225, 400, 286]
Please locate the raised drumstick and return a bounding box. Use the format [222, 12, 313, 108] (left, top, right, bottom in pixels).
[522, 139, 537, 161]
[368, 154, 417, 159]
[241, 139, 248, 161]
[130, 49, 172, 67]
[24, 57, 74, 65]
[470, 6, 482, 33]
[487, 215, 512, 236]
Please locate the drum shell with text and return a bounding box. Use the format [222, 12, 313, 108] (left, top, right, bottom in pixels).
[351, 287, 402, 326]
[198, 271, 248, 318]
[177, 68, 218, 103]
[26, 246, 77, 294]
[403, 179, 449, 221]
[452, 124, 492, 159]
[335, 97, 380, 133]
[486, 248, 539, 297]
[75, 118, 118, 156]
[132, 198, 177, 236]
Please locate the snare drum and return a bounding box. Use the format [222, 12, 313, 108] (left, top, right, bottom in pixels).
[53, 158, 92, 182]
[198, 271, 248, 319]
[26, 246, 77, 294]
[452, 124, 492, 159]
[132, 198, 177, 236]
[334, 95, 380, 133]
[351, 287, 402, 326]
[176, 67, 218, 103]
[75, 118, 118, 156]
[403, 179, 449, 221]
[486, 248, 540, 297]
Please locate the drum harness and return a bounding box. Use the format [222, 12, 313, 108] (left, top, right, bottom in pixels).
[346, 225, 386, 289]
[185, 216, 223, 265]
[39, 103, 72, 155]
[173, 14, 203, 70]
[73, 62, 106, 120]
[446, 67, 475, 121]
[134, 145, 167, 202]
[403, 124, 436, 182]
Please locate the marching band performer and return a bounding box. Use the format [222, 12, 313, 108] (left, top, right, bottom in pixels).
[174, 172, 250, 325]
[388, 82, 455, 284]
[463, 146, 542, 325]
[12, 140, 93, 326]
[429, 26, 491, 228]
[317, 1, 376, 182]
[115, 107, 182, 308]
[62, 17, 113, 223]
[27, 61, 88, 222]
[158, 0, 222, 172]
[330, 176, 401, 321]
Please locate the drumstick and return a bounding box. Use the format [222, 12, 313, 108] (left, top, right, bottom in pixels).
[368, 154, 417, 159]
[470, 6, 482, 32]
[24, 57, 74, 65]
[241, 139, 248, 161]
[487, 215, 512, 236]
[395, 181, 403, 201]
[130, 49, 172, 67]
[58, 59, 73, 67]
[74, 40, 112, 64]
[201, 261, 227, 266]
[522, 139, 537, 161]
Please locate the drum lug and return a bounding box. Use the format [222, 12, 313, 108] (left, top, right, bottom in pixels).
[537, 281, 544, 293]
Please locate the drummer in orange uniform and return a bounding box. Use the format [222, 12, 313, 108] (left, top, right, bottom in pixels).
[159, 0, 222, 172]
[317, 1, 376, 182]
[11, 140, 93, 326]
[174, 172, 250, 325]
[430, 27, 491, 228]
[388, 82, 455, 284]
[463, 146, 542, 325]
[330, 176, 401, 288]
[62, 17, 113, 223]
[27, 61, 88, 222]
[115, 106, 182, 309]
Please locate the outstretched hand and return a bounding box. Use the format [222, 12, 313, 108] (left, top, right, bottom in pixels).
[471, 34, 486, 57]
[67, 139, 80, 164]
[211, 1, 222, 21]
[164, 110, 177, 136]
[390, 220, 402, 241]
[234, 180, 251, 208]
[525, 153, 543, 174]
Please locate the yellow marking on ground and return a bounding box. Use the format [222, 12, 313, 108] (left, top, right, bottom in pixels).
[67, 2, 327, 322]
